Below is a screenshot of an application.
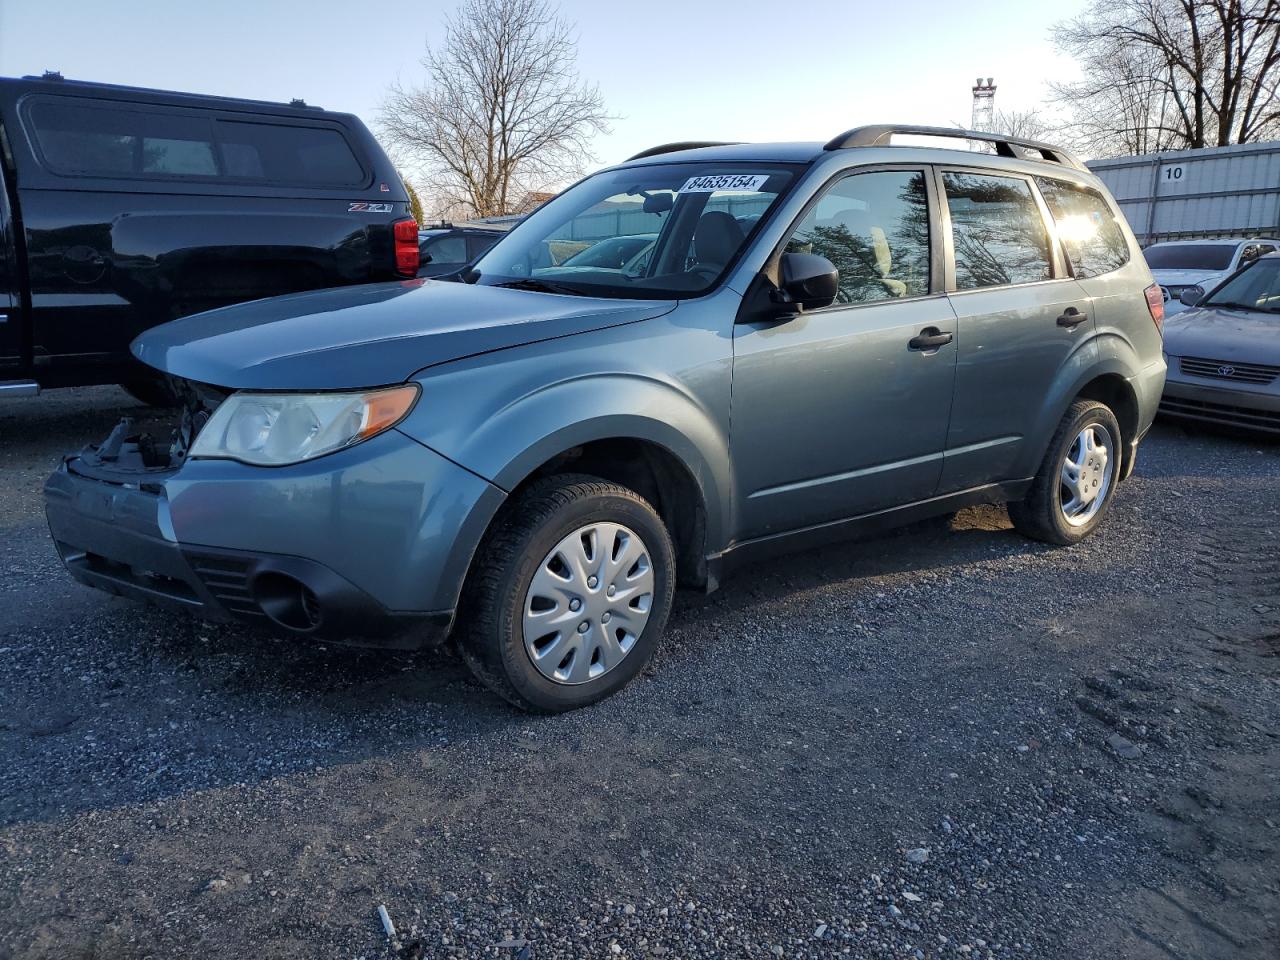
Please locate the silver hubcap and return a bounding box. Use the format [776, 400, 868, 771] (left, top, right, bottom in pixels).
[1060, 423, 1114, 526]
[522, 522, 655, 685]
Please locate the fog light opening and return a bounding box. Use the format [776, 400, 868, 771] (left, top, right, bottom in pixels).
[253, 572, 323, 632]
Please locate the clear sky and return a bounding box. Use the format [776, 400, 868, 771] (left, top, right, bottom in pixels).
[0, 0, 1088, 175]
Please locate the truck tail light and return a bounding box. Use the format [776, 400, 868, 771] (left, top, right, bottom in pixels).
[393, 219, 419, 277]
[1144, 283, 1164, 335]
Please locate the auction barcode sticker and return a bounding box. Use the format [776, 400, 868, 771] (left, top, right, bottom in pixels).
[678, 174, 770, 194]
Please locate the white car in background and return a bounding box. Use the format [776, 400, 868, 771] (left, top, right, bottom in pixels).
[1145, 238, 1280, 315]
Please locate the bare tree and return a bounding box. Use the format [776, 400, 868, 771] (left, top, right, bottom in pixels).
[1052, 0, 1280, 157]
[380, 0, 609, 219]
[991, 109, 1054, 141]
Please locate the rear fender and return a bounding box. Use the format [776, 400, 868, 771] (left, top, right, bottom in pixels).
[1012, 332, 1152, 480]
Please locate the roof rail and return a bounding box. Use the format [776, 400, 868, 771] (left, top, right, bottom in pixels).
[626, 141, 741, 162]
[823, 125, 1086, 171]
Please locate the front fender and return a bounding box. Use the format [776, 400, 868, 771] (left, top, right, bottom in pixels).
[396, 321, 735, 552]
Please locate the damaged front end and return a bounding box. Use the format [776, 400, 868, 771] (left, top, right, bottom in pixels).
[43, 378, 452, 648]
[72, 379, 229, 482]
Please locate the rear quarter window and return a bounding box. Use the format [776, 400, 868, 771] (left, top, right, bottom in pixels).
[215, 120, 365, 187]
[24, 95, 366, 188]
[1035, 178, 1130, 279]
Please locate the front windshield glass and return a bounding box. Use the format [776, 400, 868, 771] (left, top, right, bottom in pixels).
[1202, 257, 1280, 313]
[472, 162, 801, 299]
[1144, 242, 1236, 271]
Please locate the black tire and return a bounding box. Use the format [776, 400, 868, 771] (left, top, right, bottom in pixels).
[456, 474, 676, 712]
[120, 373, 179, 407]
[1008, 399, 1123, 545]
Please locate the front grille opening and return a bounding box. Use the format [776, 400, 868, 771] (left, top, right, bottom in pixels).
[1160, 397, 1280, 432]
[71, 379, 229, 482]
[1179, 356, 1280, 385]
[76, 549, 200, 602]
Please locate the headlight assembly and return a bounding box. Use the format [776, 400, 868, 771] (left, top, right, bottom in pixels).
[189, 384, 420, 466]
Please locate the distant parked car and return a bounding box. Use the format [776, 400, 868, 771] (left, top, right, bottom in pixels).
[418, 225, 505, 278]
[1160, 252, 1280, 433]
[1144, 238, 1280, 316]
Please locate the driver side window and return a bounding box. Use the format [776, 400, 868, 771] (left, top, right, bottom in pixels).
[783, 170, 931, 304]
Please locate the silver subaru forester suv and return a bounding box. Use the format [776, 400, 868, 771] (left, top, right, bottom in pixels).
[47, 125, 1167, 711]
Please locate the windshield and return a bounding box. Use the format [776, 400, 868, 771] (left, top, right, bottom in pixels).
[471, 162, 801, 299]
[1144, 242, 1236, 271]
[1202, 256, 1280, 313]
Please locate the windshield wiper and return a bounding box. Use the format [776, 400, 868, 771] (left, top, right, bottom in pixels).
[1205, 300, 1274, 313]
[493, 278, 587, 296]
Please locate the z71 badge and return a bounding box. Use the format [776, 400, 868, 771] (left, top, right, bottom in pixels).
[348, 202, 394, 213]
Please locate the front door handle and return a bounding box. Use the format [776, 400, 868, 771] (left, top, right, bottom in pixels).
[908, 327, 954, 350]
[1057, 306, 1088, 327]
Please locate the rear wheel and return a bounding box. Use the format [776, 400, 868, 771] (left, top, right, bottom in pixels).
[1008, 399, 1121, 545]
[457, 474, 676, 712]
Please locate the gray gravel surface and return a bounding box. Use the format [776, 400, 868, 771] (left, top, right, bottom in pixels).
[1, 386, 1277, 959]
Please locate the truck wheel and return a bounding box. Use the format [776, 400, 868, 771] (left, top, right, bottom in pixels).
[1008, 399, 1122, 545]
[457, 474, 676, 712]
[120, 373, 179, 407]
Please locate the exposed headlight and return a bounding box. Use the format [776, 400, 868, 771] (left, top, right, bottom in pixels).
[189, 384, 420, 466]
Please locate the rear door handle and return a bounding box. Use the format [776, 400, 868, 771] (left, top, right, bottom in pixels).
[1057, 307, 1088, 327]
[908, 327, 954, 350]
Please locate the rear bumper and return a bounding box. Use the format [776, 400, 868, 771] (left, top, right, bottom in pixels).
[1122, 357, 1167, 478]
[1160, 376, 1280, 434]
[44, 429, 505, 648]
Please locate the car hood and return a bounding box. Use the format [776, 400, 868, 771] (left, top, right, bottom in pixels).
[1150, 268, 1223, 288]
[133, 279, 676, 390]
[1163, 305, 1280, 364]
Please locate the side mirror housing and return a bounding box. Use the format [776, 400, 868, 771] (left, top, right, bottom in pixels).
[1179, 286, 1204, 307]
[777, 252, 838, 310]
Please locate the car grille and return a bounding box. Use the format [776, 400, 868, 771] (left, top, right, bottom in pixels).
[184, 552, 265, 619]
[1160, 396, 1280, 433]
[1179, 356, 1280, 385]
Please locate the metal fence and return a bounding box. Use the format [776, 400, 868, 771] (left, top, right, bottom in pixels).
[549, 196, 774, 243]
[1088, 141, 1280, 245]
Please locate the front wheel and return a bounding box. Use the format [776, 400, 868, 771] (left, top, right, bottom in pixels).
[1008, 399, 1122, 545]
[457, 475, 676, 712]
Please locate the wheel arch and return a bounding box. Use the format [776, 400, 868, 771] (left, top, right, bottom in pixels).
[416, 372, 733, 592]
[1017, 354, 1145, 482]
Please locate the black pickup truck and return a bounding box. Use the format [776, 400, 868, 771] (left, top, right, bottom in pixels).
[0, 73, 418, 403]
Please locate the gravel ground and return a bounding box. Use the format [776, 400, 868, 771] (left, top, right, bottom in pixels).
[1, 386, 1277, 960]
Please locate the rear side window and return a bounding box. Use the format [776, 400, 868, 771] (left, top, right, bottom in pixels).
[215, 120, 365, 186]
[943, 172, 1051, 289]
[27, 99, 217, 178]
[25, 96, 365, 188]
[1035, 178, 1130, 278]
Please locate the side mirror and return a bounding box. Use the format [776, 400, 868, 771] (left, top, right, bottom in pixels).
[1179, 286, 1204, 307]
[778, 252, 838, 310]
